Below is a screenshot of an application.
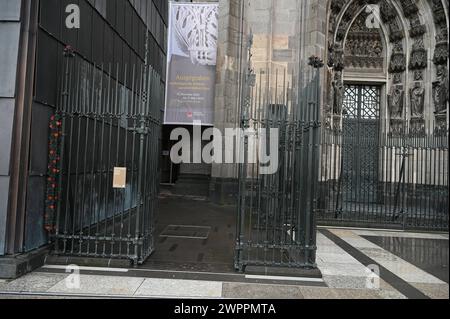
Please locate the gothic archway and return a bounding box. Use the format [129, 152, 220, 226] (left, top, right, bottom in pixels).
[317, 0, 449, 230]
[326, 0, 448, 135]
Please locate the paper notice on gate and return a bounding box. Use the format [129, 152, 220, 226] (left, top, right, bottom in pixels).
[113, 167, 127, 189]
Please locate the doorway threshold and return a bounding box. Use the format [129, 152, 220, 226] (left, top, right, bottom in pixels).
[37, 264, 326, 288]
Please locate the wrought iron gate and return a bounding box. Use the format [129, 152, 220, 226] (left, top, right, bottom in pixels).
[341, 85, 381, 208]
[235, 60, 322, 271]
[318, 84, 449, 231]
[46, 52, 162, 264]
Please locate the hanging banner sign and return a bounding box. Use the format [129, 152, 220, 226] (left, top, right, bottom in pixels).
[164, 2, 219, 126]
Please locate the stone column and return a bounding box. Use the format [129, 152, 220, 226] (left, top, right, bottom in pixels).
[209, 0, 249, 204]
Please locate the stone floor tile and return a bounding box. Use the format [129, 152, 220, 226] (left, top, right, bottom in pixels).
[134, 278, 222, 298]
[47, 275, 144, 296]
[0, 273, 68, 293]
[222, 282, 304, 299]
[332, 288, 383, 299]
[322, 275, 368, 289]
[411, 283, 449, 299]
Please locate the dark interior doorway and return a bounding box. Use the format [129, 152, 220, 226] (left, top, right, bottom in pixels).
[142, 195, 237, 273]
[151, 124, 236, 273]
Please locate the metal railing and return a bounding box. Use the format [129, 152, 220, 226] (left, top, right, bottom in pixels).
[317, 113, 449, 231]
[235, 62, 322, 271]
[47, 53, 163, 264]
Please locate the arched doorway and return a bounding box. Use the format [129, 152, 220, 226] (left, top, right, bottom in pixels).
[318, 0, 449, 230]
[339, 10, 387, 218]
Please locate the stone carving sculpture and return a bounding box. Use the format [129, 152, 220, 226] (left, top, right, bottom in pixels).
[409, 14, 426, 38]
[433, 65, 449, 115]
[433, 26, 449, 65]
[389, 20, 404, 42]
[432, 0, 446, 24]
[332, 43, 345, 71]
[389, 42, 406, 73]
[401, 0, 419, 18]
[389, 86, 404, 118]
[380, 0, 396, 23]
[409, 38, 428, 70]
[414, 70, 424, 81]
[410, 82, 425, 118]
[173, 4, 219, 66]
[326, 71, 334, 113]
[333, 72, 345, 115]
[344, 11, 384, 69]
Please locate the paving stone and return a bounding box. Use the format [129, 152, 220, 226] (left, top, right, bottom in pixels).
[411, 283, 449, 299]
[134, 278, 223, 298]
[322, 275, 368, 289]
[47, 275, 144, 296]
[298, 287, 341, 299]
[377, 279, 407, 299]
[333, 288, 383, 299]
[0, 273, 68, 293]
[222, 282, 304, 299]
[299, 287, 381, 299]
[318, 262, 368, 277]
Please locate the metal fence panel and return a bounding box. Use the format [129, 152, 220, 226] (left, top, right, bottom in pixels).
[46, 52, 162, 264]
[317, 85, 449, 231]
[235, 63, 321, 271]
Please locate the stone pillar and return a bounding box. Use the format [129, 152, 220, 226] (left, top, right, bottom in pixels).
[209, 0, 249, 204]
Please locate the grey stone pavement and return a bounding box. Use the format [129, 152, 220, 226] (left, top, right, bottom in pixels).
[0, 227, 448, 299]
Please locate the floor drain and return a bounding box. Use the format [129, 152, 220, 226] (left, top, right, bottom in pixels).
[160, 225, 211, 240]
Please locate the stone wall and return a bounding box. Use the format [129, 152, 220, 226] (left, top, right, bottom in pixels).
[0, 0, 22, 255]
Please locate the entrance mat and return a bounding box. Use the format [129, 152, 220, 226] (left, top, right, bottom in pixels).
[160, 225, 211, 240]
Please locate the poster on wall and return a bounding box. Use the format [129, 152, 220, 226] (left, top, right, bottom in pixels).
[164, 2, 219, 126]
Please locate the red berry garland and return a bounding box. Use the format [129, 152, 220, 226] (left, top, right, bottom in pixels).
[44, 114, 62, 233]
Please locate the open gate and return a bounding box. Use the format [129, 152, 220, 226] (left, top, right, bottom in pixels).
[235, 59, 323, 271]
[46, 51, 162, 264]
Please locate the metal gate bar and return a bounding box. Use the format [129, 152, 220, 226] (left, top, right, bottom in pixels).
[235, 60, 322, 271]
[47, 53, 162, 264]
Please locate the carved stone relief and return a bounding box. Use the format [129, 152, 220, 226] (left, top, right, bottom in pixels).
[380, 0, 396, 23]
[410, 118, 426, 135]
[409, 14, 427, 38]
[430, 0, 449, 126]
[434, 115, 448, 135]
[409, 38, 428, 70]
[410, 82, 425, 118]
[413, 70, 424, 81]
[389, 42, 406, 73]
[389, 85, 405, 119]
[326, 70, 334, 114]
[389, 119, 405, 136]
[327, 0, 448, 135]
[393, 73, 403, 84]
[344, 11, 384, 69]
[332, 43, 345, 71]
[389, 20, 404, 42]
[433, 26, 449, 65]
[333, 71, 345, 115]
[432, 65, 449, 115]
[432, 0, 447, 25]
[401, 0, 419, 18]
